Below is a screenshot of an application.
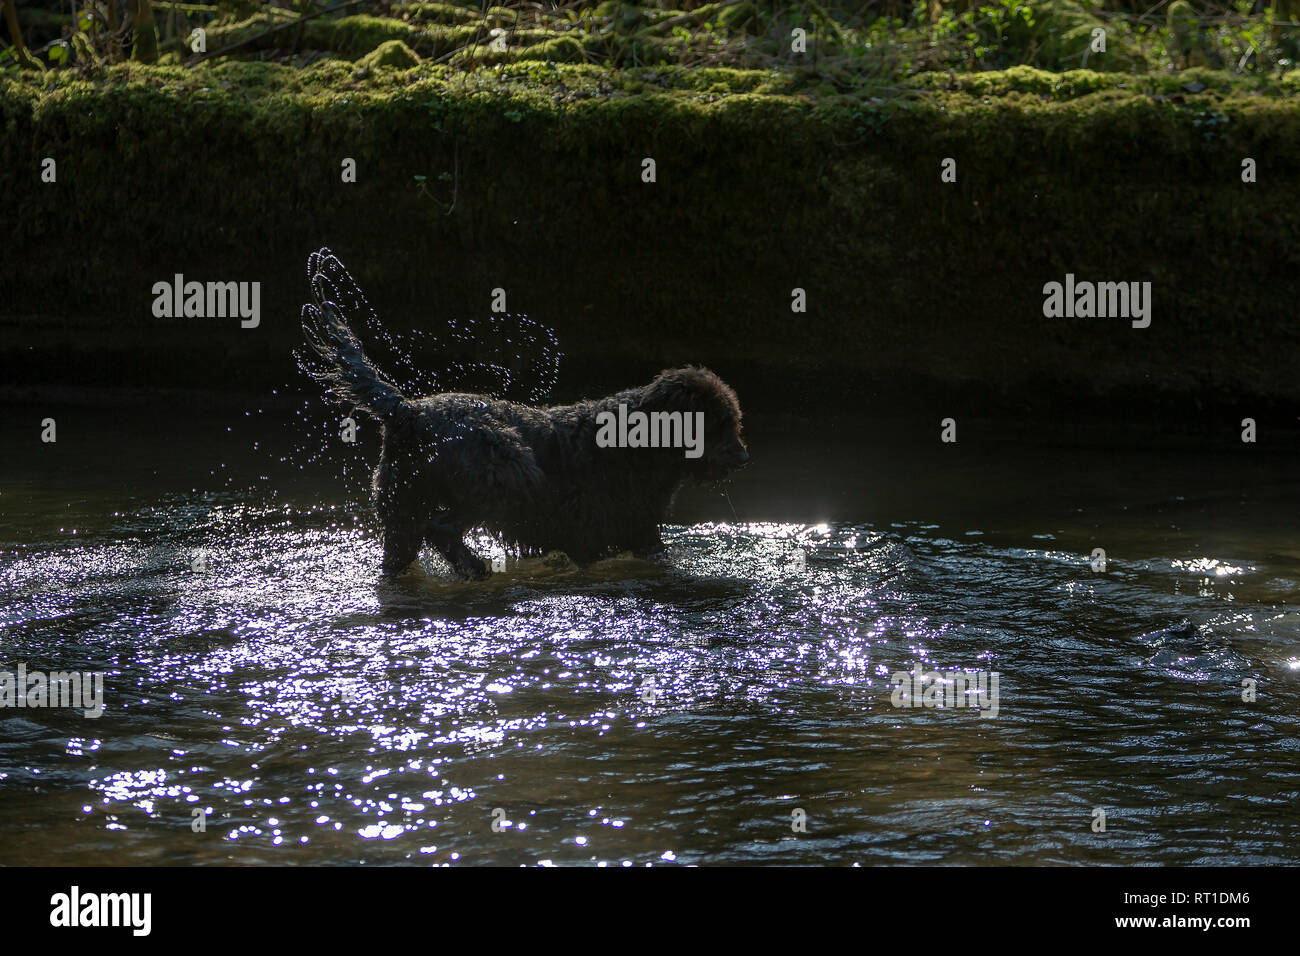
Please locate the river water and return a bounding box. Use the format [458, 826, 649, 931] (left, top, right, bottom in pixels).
[2, 400, 1298, 865]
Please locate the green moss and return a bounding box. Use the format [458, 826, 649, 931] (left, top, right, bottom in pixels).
[718, 3, 759, 34]
[201, 8, 310, 54]
[484, 6, 521, 26]
[396, 2, 480, 25]
[17, 49, 47, 71]
[908, 65, 1275, 102]
[304, 14, 425, 59]
[516, 37, 588, 64]
[57, 3, 1290, 81]
[203, 11, 432, 60]
[70, 33, 100, 67]
[357, 39, 422, 70]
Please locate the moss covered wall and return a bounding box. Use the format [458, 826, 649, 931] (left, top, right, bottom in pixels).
[2, 62, 1299, 412]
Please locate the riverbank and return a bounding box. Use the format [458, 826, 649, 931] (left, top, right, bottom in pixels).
[3, 61, 1299, 416]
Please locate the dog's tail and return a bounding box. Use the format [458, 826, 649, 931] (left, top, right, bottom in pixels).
[299, 248, 413, 426]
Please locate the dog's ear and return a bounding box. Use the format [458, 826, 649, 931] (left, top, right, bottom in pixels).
[641, 366, 737, 416]
[640, 368, 697, 413]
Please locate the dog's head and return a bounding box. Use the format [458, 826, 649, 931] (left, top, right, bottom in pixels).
[640, 366, 748, 481]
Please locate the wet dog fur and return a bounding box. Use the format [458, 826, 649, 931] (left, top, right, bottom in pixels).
[300, 251, 749, 578]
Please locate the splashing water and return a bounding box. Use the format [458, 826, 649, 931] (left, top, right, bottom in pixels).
[284, 249, 564, 511]
[296, 248, 561, 403]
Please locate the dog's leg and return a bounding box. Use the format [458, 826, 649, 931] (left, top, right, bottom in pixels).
[424, 515, 488, 580]
[380, 525, 424, 579]
[374, 442, 425, 579]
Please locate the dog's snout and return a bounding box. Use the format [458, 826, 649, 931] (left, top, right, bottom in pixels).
[735, 447, 750, 465]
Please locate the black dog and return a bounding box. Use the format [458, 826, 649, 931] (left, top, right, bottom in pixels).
[300, 249, 749, 578]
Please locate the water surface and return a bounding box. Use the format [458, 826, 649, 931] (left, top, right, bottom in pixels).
[2, 402, 1298, 865]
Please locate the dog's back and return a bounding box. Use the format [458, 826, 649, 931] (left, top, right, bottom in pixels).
[391, 391, 684, 562]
